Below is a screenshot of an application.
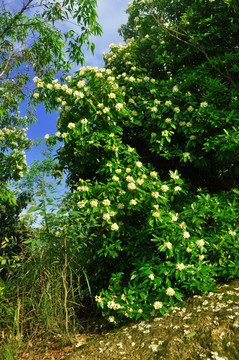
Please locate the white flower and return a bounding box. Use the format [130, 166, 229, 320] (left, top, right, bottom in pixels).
[229, 229, 236, 236]
[176, 263, 185, 271]
[130, 199, 137, 205]
[115, 103, 124, 111]
[103, 107, 110, 113]
[161, 185, 169, 192]
[81, 118, 88, 125]
[103, 199, 111, 206]
[153, 301, 163, 309]
[117, 203, 125, 209]
[174, 186, 182, 192]
[128, 182, 136, 190]
[172, 85, 178, 93]
[112, 175, 119, 181]
[90, 200, 98, 207]
[103, 213, 111, 221]
[162, 130, 169, 137]
[55, 131, 61, 137]
[77, 80, 85, 88]
[200, 101, 208, 108]
[196, 239, 205, 247]
[199, 255, 204, 261]
[188, 106, 194, 112]
[152, 211, 160, 218]
[108, 93, 116, 99]
[33, 93, 39, 99]
[149, 274, 155, 280]
[150, 171, 157, 178]
[47, 83, 53, 89]
[111, 223, 119, 231]
[174, 107, 180, 113]
[126, 175, 134, 182]
[136, 161, 142, 168]
[183, 152, 190, 158]
[151, 132, 157, 138]
[136, 178, 144, 185]
[108, 316, 115, 323]
[179, 222, 187, 229]
[67, 122, 75, 129]
[44, 134, 50, 139]
[126, 168, 131, 173]
[152, 192, 159, 198]
[151, 106, 158, 113]
[165, 242, 172, 249]
[171, 214, 178, 221]
[183, 231, 190, 239]
[165, 100, 172, 106]
[166, 287, 175, 296]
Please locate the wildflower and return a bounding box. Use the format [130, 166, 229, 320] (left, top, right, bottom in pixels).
[115, 103, 124, 111]
[176, 263, 185, 271]
[229, 229, 236, 236]
[165, 242, 172, 249]
[151, 107, 158, 112]
[152, 211, 160, 218]
[161, 185, 169, 192]
[179, 121, 185, 126]
[149, 274, 155, 280]
[128, 147, 134, 152]
[47, 83, 53, 89]
[130, 199, 137, 205]
[136, 161, 142, 168]
[103, 107, 110, 113]
[186, 122, 192, 127]
[162, 130, 169, 137]
[111, 223, 119, 231]
[190, 135, 196, 140]
[174, 186, 181, 191]
[108, 93, 116, 99]
[186, 247, 192, 253]
[196, 239, 205, 247]
[109, 133, 114, 137]
[90, 200, 98, 207]
[117, 203, 125, 209]
[172, 85, 178, 93]
[67, 122, 75, 129]
[136, 178, 144, 185]
[33, 93, 39, 99]
[74, 90, 84, 98]
[55, 131, 61, 137]
[103, 199, 111, 206]
[188, 105, 194, 112]
[183, 231, 190, 239]
[103, 213, 111, 221]
[138, 309, 143, 313]
[108, 316, 115, 323]
[81, 118, 88, 124]
[128, 182, 136, 190]
[115, 169, 122, 174]
[154, 301, 163, 309]
[77, 80, 85, 88]
[183, 152, 190, 158]
[112, 175, 119, 181]
[151, 132, 157, 138]
[179, 221, 187, 229]
[199, 255, 204, 261]
[165, 100, 172, 106]
[152, 192, 159, 198]
[174, 107, 180, 113]
[150, 171, 157, 178]
[61, 132, 68, 138]
[171, 214, 178, 221]
[166, 287, 175, 296]
[126, 175, 134, 182]
[126, 168, 131, 173]
[165, 118, 172, 123]
[200, 101, 208, 107]
[44, 134, 50, 139]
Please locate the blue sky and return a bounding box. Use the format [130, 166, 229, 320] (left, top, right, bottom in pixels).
[25, 0, 130, 165]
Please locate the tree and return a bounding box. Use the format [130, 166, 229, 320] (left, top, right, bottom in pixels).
[0, 0, 102, 247]
[33, 0, 238, 325]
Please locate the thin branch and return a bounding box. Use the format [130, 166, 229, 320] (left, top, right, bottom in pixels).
[0, 48, 13, 77]
[0, 0, 34, 38]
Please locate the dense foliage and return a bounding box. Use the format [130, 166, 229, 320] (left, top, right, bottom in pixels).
[31, 0, 239, 325]
[0, 1, 238, 357]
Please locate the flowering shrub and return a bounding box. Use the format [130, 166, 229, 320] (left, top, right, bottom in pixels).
[33, 0, 239, 325]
